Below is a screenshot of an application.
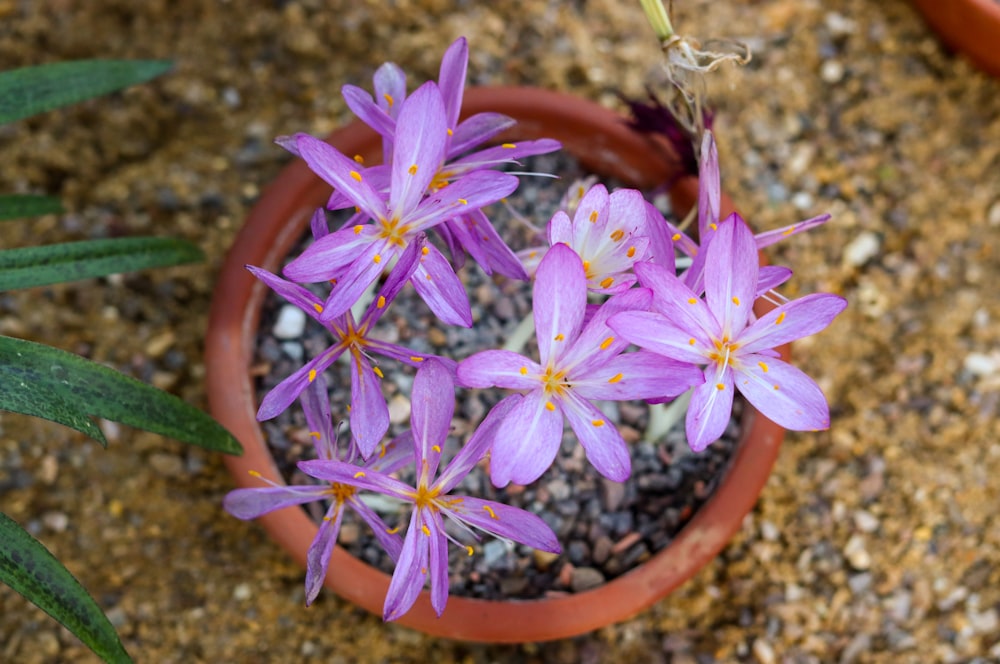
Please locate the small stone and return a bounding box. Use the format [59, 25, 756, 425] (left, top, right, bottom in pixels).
[532, 549, 560, 570]
[853, 510, 879, 532]
[599, 477, 626, 511]
[752, 638, 776, 664]
[546, 477, 571, 501]
[569, 566, 605, 592]
[820, 59, 844, 84]
[272, 305, 306, 339]
[482, 539, 507, 566]
[38, 454, 58, 485]
[968, 608, 998, 634]
[42, 511, 69, 533]
[963, 352, 998, 377]
[338, 522, 360, 545]
[840, 633, 870, 664]
[844, 534, 871, 570]
[148, 452, 185, 477]
[791, 191, 814, 210]
[427, 327, 447, 346]
[280, 341, 303, 362]
[387, 394, 411, 424]
[760, 520, 780, 541]
[843, 231, 880, 267]
[591, 535, 614, 565]
[145, 331, 175, 357]
[233, 583, 252, 601]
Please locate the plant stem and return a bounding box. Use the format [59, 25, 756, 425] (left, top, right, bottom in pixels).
[645, 389, 691, 442]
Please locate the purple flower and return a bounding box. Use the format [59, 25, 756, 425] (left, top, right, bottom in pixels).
[546, 183, 659, 294]
[223, 374, 413, 606]
[283, 81, 520, 326]
[457, 243, 702, 485]
[609, 215, 847, 452]
[341, 37, 560, 280]
[252, 235, 451, 458]
[301, 360, 560, 620]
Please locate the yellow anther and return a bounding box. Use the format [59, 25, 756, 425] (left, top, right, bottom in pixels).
[554, 333, 565, 341]
[466, 545, 474, 556]
[600, 277, 614, 289]
[716, 383, 725, 390]
[782, 226, 796, 236]
[626, 246, 636, 258]
[410, 356, 425, 362]
[687, 298, 697, 305]
[709, 223, 718, 231]
[528, 250, 537, 259]
[353, 154, 365, 164]
[432, 445, 441, 453]
[387, 526, 400, 534]
[773, 384, 780, 390]
[354, 471, 366, 478]
[671, 233, 681, 241]
[592, 419, 605, 427]
[349, 170, 362, 182]
[501, 143, 516, 148]
[600, 336, 614, 350]
[589, 210, 598, 223]
[425, 273, 432, 281]
[776, 312, 786, 324]
[610, 229, 625, 242]
[421, 246, 429, 255]
[732, 296, 741, 305]
[309, 431, 321, 439]
[483, 505, 498, 519]
[312, 303, 323, 313]
[519, 366, 528, 375]
[689, 338, 696, 345]
[408, 164, 418, 175]
[353, 224, 363, 234]
[545, 402, 556, 411]
[582, 260, 591, 273]
[758, 361, 769, 372]
[308, 369, 317, 382]
[379, 443, 386, 458]
[447, 128, 454, 136]
[248, 470, 262, 478]
[421, 525, 431, 536]
[376, 295, 386, 308]
[608, 373, 623, 384]
[458, 198, 468, 205]
[373, 366, 384, 379]
[373, 254, 382, 264]
[383, 93, 394, 107]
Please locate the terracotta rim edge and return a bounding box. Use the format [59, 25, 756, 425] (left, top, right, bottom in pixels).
[910, 0, 1000, 78]
[205, 86, 786, 643]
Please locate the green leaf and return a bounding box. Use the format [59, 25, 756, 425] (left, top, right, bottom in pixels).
[0, 59, 172, 125]
[0, 512, 132, 664]
[0, 194, 63, 221]
[0, 237, 203, 291]
[0, 335, 242, 454]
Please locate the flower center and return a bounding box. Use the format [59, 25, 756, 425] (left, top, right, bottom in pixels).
[541, 365, 570, 398]
[327, 482, 356, 502]
[378, 217, 411, 246]
[707, 337, 739, 367]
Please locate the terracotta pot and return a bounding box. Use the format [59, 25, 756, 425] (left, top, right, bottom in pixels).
[910, 0, 1000, 77]
[206, 87, 788, 642]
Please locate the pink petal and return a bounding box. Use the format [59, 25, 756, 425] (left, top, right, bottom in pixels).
[560, 391, 631, 481]
[697, 131, 721, 239]
[704, 214, 758, 338]
[425, 509, 450, 616]
[282, 223, 379, 283]
[738, 293, 847, 354]
[447, 112, 516, 156]
[373, 62, 407, 118]
[534, 243, 587, 366]
[223, 484, 330, 520]
[559, 287, 652, 373]
[435, 394, 522, 494]
[734, 354, 832, 431]
[410, 359, 455, 477]
[342, 84, 396, 139]
[389, 82, 447, 215]
[607, 310, 710, 365]
[305, 504, 344, 605]
[410, 243, 472, 327]
[445, 496, 560, 553]
[437, 36, 468, 128]
[347, 495, 404, 562]
[489, 390, 564, 487]
[383, 512, 428, 622]
[294, 133, 389, 220]
[754, 213, 831, 249]
[574, 351, 702, 402]
[316, 239, 395, 323]
[349, 356, 391, 459]
[634, 261, 720, 339]
[456, 350, 541, 390]
[685, 365, 735, 452]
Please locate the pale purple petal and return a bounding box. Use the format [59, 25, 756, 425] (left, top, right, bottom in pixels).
[754, 214, 831, 249]
[364, 430, 415, 477]
[359, 234, 424, 327]
[560, 390, 631, 481]
[247, 265, 324, 322]
[349, 356, 390, 459]
[342, 84, 396, 139]
[425, 509, 450, 616]
[442, 209, 528, 280]
[571, 184, 610, 251]
[389, 82, 447, 214]
[299, 458, 413, 501]
[316, 239, 395, 323]
[447, 139, 562, 172]
[373, 62, 407, 117]
[456, 350, 541, 390]
[305, 503, 344, 605]
[608, 310, 710, 365]
[757, 265, 793, 295]
[685, 365, 735, 452]
[294, 133, 389, 220]
[447, 112, 516, 156]
[223, 484, 331, 520]
[573, 351, 702, 401]
[437, 36, 468, 128]
[698, 131, 721, 239]
[435, 394, 523, 494]
[300, 372, 337, 460]
[634, 261, 720, 339]
[410, 243, 472, 327]
[404, 170, 519, 232]
[704, 214, 758, 338]
[734, 354, 832, 431]
[410, 359, 455, 477]
[559, 287, 652, 373]
[641, 202, 676, 272]
[547, 210, 572, 246]
[309, 207, 329, 240]
[257, 349, 343, 421]
[282, 224, 380, 284]
[738, 293, 847, 354]
[444, 496, 560, 553]
[383, 511, 427, 622]
[534, 243, 587, 367]
[489, 389, 564, 487]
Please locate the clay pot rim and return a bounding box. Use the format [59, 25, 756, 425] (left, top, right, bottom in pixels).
[910, 0, 1000, 77]
[205, 86, 786, 643]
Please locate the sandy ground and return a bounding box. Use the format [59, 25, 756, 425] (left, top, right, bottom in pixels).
[2, 1, 999, 662]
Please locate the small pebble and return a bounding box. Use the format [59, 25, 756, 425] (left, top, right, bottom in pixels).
[569, 566, 605, 592]
[844, 534, 872, 570]
[752, 638, 776, 664]
[853, 510, 879, 533]
[232, 583, 252, 601]
[843, 231, 880, 267]
[820, 59, 845, 84]
[272, 305, 306, 339]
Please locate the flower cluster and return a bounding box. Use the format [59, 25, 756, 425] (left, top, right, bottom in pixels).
[225, 37, 846, 621]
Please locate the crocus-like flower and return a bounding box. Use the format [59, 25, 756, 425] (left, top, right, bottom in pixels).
[223, 374, 413, 606]
[457, 243, 703, 485]
[546, 183, 657, 294]
[300, 360, 560, 621]
[253, 235, 450, 458]
[341, 36, 560, 280]
[283, 81, 520, 326]
[609, 214, 847, 452]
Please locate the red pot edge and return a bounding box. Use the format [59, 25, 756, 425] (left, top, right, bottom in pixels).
[909, 0, 1000, 78]
[205, 86, 786, 643]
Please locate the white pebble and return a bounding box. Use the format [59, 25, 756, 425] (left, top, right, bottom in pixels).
[280, 341, 303, 362]
[853, 510, 880, 533]
[232, 583, 252, 601]
[272, 305, 306, 339]
[821, 59, 845, 84]
[42, 511, 69, 533]
[988, 199, 1000, 226]
[791, 191, 814, 211]
[760, 520, 780, 541]
[844, 534, 872, 570]
[963, 352, 999, 377]
[969, 608, 999, 634]
[843, 231, 881, 267]
[825, 12, 857, 36]
[387, 394, 411, 425]
[752, 638, 776, 664]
